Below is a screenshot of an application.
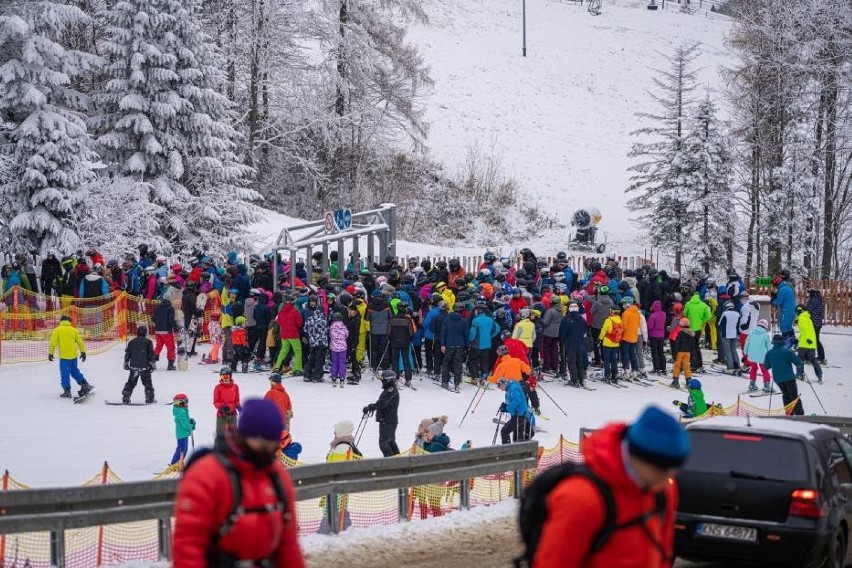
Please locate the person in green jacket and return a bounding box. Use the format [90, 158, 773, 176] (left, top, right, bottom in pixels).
[683, 294, 713, 373]
[48, 315, 94, 398]
[795, 305, 823, 382]
[674, 378, 708, 418]
[170, 393, 196, 466]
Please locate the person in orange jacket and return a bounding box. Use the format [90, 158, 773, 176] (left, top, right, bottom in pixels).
[533, 405, 689, 568]
[620, 297, 642, 378]
[487, 345, 532, 382]
[214, 367, 241, 434]
[172, 399, 305, 567]
[264, 373, 293, 430]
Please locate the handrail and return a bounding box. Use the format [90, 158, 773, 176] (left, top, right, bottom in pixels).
[0, 442, 538, 538]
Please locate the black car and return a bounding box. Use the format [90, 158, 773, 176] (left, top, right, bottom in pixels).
[675, 416, 852, 568]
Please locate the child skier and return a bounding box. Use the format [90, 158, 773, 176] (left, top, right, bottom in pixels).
[213, 367, 241, 434]
[122, 324, 157, 404]
[743, 319, 772, 392]
[671, 317, 695, 389]
[230, 316, 250, 373]
[202, 311, 222, 364]
[264, 373, 293, 430]
[673, 379, 708, 418]
[169, 393, 196, 467]
[328, 312, 349, 387]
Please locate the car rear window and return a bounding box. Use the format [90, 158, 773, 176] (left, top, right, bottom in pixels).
[683, 430, 810, 482]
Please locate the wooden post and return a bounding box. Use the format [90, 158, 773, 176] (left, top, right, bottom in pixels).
[96, 461, 109, 566]
[0, 470, 8, 560]
[558, 435, 564, 464]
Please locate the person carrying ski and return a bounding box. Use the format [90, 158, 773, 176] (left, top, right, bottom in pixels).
[214, 367, 241, 434]
[169, 393, 196, 467]
[362, 370, 401, 457]
[532, 405, 688, 568]
[48, 315, 93, 399]
[122, 324, 157, 404]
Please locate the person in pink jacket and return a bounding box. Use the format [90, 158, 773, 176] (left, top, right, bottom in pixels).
[328, 312, 349, 386]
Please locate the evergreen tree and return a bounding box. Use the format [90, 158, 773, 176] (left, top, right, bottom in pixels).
[626, 42, 701, 272]
[0, 1, 99, 254]
[91, 0, 258, 254]
[676, 96, 736, 272]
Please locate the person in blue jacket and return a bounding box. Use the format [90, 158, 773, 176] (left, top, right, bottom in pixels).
[559, 300, 588, 387]
[421, 298, 441, 376]
[440, 304, 469, 391]
[497, 378, 534, 444]
[764, 334, 805, 415]
[771, 269, 797, 345]
[468, 306, 500, 381]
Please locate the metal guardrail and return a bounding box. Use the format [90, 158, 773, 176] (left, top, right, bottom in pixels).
[0, 441, 539, 567]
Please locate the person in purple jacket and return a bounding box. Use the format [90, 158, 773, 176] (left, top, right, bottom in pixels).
[646, 300, 668, 375]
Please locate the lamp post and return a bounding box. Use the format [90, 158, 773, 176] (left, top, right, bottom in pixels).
[522, 0, 527, 57]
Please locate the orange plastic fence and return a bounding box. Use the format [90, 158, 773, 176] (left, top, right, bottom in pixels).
[0, 288, 220, 365]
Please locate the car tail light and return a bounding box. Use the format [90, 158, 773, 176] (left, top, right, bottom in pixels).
[789, 489, 823, 518]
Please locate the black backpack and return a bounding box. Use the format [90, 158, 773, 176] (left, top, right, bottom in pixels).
[183, 447, 291, 566]
[515, 463, 669, 568]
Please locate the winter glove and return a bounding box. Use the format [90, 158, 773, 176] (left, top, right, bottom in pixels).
[499, 402, 508, 413]
[221, 405, 231, 414]
[806, 339, 813, 345]
[123, 362, 130, 371]
[48, 353, 54, 362]
[80, 352, 86, 362]
[190, 418, 196, 430]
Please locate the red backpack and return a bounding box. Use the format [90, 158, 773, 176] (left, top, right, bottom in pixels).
[606, 318, 623, 343]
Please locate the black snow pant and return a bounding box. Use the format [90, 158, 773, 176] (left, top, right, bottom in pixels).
[590, 327, 602, 365]
[378, 422, 400, 456]
[370, 334, 390, 371]
[690, 330, 704, 371]
[424, 338, 435, 374]
[247, 326, 261, 356]
[348, 347, 361, 381]
[308, 346, 327, 382]
[441, 347, 464, 387]
[432, 340, 444, 375]
[254, 327, 268, 360]
[501, 415, 533, 444]
[468, 348, 491, 381]
[123, 368, 155, 403]
[778, 380, 804, 415]
[650, 338, 666, 372]
[566, 348, 585, 384]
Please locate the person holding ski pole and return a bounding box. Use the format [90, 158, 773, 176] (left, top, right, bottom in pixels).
[362, 370, 400, 456]
[169, 393, 196, 467]
[496, 377, 534, 444]
[764, 334, 805, 415]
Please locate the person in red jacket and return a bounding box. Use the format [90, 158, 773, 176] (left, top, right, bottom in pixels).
[533, 405, 690, 568]
[273, 294, 304, 375]
[172, 398, 305, 567]
[508, 289, 529, 316]
[214, 367, 241, 434]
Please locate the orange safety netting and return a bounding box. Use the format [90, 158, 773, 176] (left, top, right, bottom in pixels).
[1, 402, 795, 567]
[679, 395, 802, 424]
[0, 287, 220, 365]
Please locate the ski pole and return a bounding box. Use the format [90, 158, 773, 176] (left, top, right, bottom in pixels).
[471, 382, 490, 414]
[803, 373, 827, 414]
[536, 382, 568, 417]
[459, 384, 484, 427]
[355, 413, 370, 446]
[190, 432, 195, 452]
[491, 408, 503, 446]
[767, 385, 773, 415]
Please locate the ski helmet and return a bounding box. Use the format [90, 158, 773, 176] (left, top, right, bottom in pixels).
[381, 370, 398, 385]
[687, 379, 702, 390]
[496, 344, 509, 356]
[556, 251, 568, 261]
[330, 312, 344, 322]
[757, 319, 769, 330]
[173, 393, 188, 405]
[136, 324, 148, 337]
[219, 367, 233, 381]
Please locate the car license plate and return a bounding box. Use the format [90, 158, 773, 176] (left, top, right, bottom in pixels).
[696, 523, 757, 542]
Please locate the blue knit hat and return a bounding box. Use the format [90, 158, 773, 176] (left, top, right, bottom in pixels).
[626, 405, 690, 468]
[238, 399, 284, 442]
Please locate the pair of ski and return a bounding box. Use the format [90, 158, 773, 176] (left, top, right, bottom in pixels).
[655, 380, 687, 392]
[104, 400, 157, 406]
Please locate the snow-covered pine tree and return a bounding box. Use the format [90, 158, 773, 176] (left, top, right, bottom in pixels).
[626, 42, 701, 273]
[91, 0, 258, 255]
[0, 1, 100, 255]
[676, 96, 736, 272]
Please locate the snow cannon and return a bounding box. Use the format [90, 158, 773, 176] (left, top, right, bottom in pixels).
[569, 207, 606, 253]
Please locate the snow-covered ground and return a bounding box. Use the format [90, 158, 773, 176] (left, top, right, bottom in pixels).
[1, 332, 848, 487]
[408, 0, 735, 252]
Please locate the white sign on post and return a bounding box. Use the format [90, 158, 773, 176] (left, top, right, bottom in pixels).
[324, 211, 334, 233]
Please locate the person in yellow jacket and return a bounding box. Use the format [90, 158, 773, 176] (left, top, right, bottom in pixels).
[48, 315, 94, 399]
[320, 420, 362, 534]
[354, 296, 370, 365]
[620, 297, 642, 378]
[703, 295, 718, 352]
[435, 282, 455, 312]
[599, 305, 623, 382]
[795, 305, 823, 382]
[512, 308, 536, 350]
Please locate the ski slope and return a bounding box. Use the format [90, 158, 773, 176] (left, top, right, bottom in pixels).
[410, 0, 735, 253]
[1, 331, 848, 486]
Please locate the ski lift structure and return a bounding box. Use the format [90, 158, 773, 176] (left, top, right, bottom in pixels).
[587, 0, 602, 15]
[567, 207, 607, 254]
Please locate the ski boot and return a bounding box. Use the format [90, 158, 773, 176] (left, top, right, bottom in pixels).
[747, 381, 758, 393]
[533, 408, 542, 416]
[78, 381, 94, 397]
[167, 360, 177, 371]
[60, 387, 72, 398]
[762, 383, 772, 393]
[241, 361, 249, 374]
[669, 378, 680, 389]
